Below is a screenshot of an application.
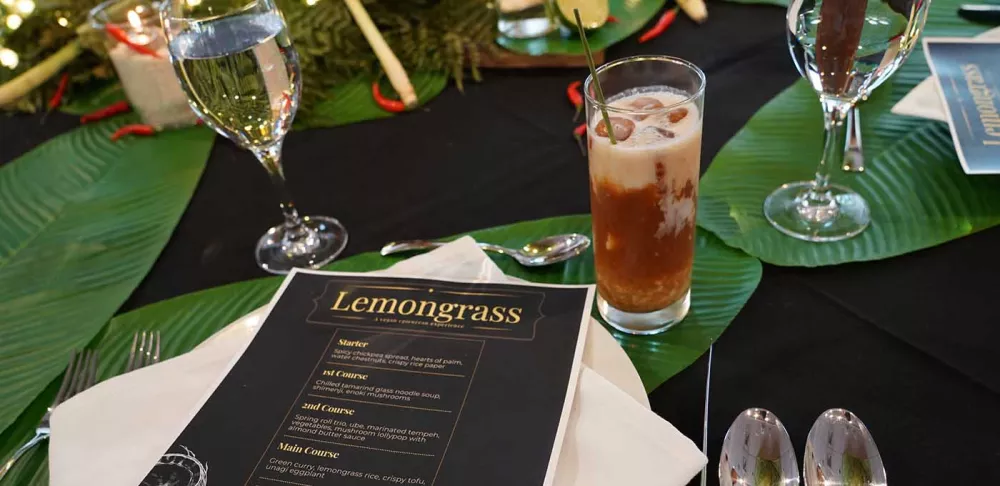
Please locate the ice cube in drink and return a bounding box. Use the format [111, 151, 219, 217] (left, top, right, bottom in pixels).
[588, 87, 702, 333]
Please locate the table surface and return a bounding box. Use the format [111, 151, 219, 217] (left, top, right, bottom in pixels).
[3, 3, 999, 484]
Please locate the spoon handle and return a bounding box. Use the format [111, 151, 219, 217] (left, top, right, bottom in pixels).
[380, 240, 510, 257]
[843, 105, 865, 172]
[380, 240, 446, 255]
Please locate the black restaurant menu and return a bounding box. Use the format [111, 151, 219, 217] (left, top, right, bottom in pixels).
[138, 270, 594, 486]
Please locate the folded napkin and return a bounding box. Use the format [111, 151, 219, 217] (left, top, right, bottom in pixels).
[891, 26, 1000, 121]
[50, 237, 706, 486]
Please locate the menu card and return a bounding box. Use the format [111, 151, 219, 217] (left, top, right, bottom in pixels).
[138, 270, 594, 486]
[923, 38, 1000, 174]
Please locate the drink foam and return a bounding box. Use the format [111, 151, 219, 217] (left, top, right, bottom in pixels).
[588, 87, 702, 190]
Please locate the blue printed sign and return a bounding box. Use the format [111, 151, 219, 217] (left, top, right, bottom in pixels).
[924, 38, 1000, 174]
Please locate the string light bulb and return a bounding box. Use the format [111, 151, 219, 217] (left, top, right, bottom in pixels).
[0, 47, 18, 69]
[14, 0, 34, 15]
[6, 14, 22, 30]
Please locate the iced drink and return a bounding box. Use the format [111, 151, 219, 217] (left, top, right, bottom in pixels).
[585, 57, 705, 334]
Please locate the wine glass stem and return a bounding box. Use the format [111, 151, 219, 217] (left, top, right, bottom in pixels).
[800, 97, 851, 222]
[254, 144, 309, 239]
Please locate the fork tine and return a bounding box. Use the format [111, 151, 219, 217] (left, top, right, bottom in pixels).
[52, 351, 80, 406]
[144, 331, 154, 368]
[137, 331, 146, 369]
[61, 351, 90, 404]
[82, 350, 99, 390]
[140, 331, 149, 368]
[126, 332, 139, 373]
[153, 331, 161, 364]
[75, 351, 96, 397]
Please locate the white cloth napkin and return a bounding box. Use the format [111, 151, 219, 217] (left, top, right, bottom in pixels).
[49, 237, 706, 486]
[891, 26, 1000, 121]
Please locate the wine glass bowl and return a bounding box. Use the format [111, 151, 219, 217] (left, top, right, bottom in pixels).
[765, 0, 931, 242]
[161, 0, 347, 273]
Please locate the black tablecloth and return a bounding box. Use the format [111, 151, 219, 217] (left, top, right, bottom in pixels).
[3, 2, 999, 483]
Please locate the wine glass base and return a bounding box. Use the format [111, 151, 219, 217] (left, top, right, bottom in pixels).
[763, 181, 870, 242]
[255, 216, 348, 274]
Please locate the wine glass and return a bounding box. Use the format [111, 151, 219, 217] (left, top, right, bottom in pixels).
[764, 0, 931, 241]
[160, 0, 348, 273]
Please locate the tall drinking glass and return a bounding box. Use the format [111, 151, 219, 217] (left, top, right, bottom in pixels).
[161, 0, 348, 273]
[765, 0, 931, 241]
[586, 56, 706, 335]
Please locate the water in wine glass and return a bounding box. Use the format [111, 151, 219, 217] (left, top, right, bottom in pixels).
[161, 0, 347, 274]
[764, 0, 930, 242]
[788, 0, 926, 101]
[169, 11, 300, 148]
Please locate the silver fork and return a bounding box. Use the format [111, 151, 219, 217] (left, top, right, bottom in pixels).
[0, 350, 100, 481]
[125, 331, 161, 373]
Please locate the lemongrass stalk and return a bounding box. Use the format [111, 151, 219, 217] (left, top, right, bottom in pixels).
[677, 0, 708, 23]
[0, 41, 83, 108]
[343, 0, 418, 108]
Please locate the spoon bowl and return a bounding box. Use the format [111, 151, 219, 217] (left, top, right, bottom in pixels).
[380, 234, 591, 267]
[804, 409, 886, 486]
[719, 408, 800, 486]
[511, 233, 591, 266]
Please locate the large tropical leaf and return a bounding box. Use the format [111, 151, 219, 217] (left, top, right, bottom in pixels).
[697, 0, 999, 266]
[0, 117, 214, 445]
[497, 0, 667, 56]
[296, 72, 449, 129]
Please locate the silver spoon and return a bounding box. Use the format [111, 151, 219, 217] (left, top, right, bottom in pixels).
[804, 409, 886, 486]
[380, 233, 591, 267]
[719, 408, 800, 486]
[843, 105, 866, 173]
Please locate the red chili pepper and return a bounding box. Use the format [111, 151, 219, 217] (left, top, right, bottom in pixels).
[567, 80, 584, 121]
[607, 15, 619, 23]
[80, 100, 132, 124]
[47, 73, 70, 110]
[110, 124, 156, 141]
[372, 80, 406, 113]
[105, 24, 161, 58]
[573, 123, 587, 156]
[638, 7, 679, 43]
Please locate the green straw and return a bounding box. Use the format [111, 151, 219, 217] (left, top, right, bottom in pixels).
[573, 9, 616, 145]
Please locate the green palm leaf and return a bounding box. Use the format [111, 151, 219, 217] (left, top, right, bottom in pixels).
[297, 72, 448, 129]
[0, 118, 214, 443]
[697, 0, 998, 266]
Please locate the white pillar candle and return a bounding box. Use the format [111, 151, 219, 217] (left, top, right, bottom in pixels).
[104, 9, 198, 129]
[107, 42, 197, 128]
